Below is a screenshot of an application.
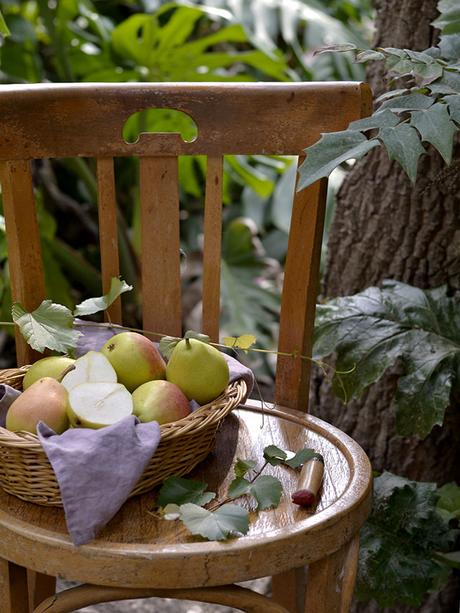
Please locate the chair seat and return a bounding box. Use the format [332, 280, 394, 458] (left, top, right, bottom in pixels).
[0, 401, 371, 590]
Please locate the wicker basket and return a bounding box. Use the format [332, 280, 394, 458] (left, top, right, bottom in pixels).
[0, 367, 246, 507]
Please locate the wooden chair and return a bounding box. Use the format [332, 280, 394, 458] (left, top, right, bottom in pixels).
[0, 82, 372, 613]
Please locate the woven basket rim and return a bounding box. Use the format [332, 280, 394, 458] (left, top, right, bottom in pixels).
[0, 366, 247, 452]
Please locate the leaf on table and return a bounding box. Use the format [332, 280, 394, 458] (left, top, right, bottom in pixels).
[410, 103, 458, 163]
[314, 281, 460, 438]
[234, 458, 257, 478]
[157, 476, 215, 508]
[180, 503, 249, 540]
[378, 124, 426, 183]
[223, 334, 257, 351]
[250, 475, 283, 510]
[74, 277, 132, 317]
[356, 472, 456, 607]
[12, 300, 81, 354]
[284, 448, 323, 468]
[228, 476, 252, 499]
[263, 445, 288, 466]
[297, 131, 380, 191]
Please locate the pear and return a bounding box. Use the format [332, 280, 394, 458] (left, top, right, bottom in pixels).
[166, 338, 229, 404]
[6, 377, 69, 434]
[133, 380, 191, 425]
[67, 382, 133, 429]
[100, 332, 166, 392]
[23, 356, 75, 390]
[61, 351, 117, 392]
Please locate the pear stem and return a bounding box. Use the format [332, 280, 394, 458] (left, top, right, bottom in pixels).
[185, 338, 191, 349]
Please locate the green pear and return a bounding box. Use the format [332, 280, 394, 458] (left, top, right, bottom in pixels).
[100, 332, 166, 392]
[6, 377, 69, 434]
[166, 338, 229, 404]
[132, 380, 191, 425]
[23, 356, 75, 390]
[67, 382, 133, 429]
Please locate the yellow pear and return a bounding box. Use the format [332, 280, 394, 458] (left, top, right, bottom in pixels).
[166, 339, 229, 404]
[23, 356, 75, 389]
[6, 377, 69, 434]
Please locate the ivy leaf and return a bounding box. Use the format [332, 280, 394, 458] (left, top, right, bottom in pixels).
[184, 330, 210, 343]
[432, 2, 460, 35]
[314, 281, 460, 438]
[223, 334, 257, 350]
[434, 551, 460, 569]
[356, 472, 456, 607]
[157, 476, 215, 507]
[349, 109, 400, 131]
[74, 277, 132, 316]
[437, 482, 460, 521]
[12, 300, 81, 354]
[314, 43, 357, 54]
[284, 448, 322, 468]
[445, 94, 460, 122]
[234, 458, 257, 478]
[410, 103, 458, 163]
[250, 475, 283, 510]
[355, 49, 385, 62]
[159, 335, 181, 359]
[379, 124, 426, 183]
[379, 93, 434, 112]
[180, 503, 249, 540]
[297, 131, 380, 191]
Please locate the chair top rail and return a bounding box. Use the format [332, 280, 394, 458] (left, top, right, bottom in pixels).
[0, 82, 370, 159]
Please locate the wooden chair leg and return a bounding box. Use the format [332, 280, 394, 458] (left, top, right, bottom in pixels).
[0, 558, 30, 613]
[272, 567, 306, 612]
[33, 584, 290, 613]
[28, 571, 56, 611]
[304, 535, 360, 613]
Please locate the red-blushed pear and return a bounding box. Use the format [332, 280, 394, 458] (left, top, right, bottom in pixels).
[23, 356, 75, 389]
[6, 377, 69, 434]
[100, 332, 166, 392]
[132, 380, 191, 425]
[166, 338, 229, 404]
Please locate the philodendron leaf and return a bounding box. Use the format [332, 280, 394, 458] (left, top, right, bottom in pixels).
[234, 458, 257, 478]
[356, 472, 456, 607]
[378, 124, 426, 183]
[297, 131, 380, 191]
[12, 300, 81, 354]
[314, 281, 460, 438]
[74, 277, 132, 316]
[157, 476, 215, 507]
[411, 103, 458, 163]
[180, 503, 249, 540]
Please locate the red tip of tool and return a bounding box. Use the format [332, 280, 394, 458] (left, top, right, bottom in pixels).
[291, 489, 316, 507]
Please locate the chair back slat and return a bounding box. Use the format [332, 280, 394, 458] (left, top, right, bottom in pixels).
[202, 156, 223, 341]
[96, 158, 121, 324]
[139, 156, 182, 337]
[1, 160, 46, 365]
[275, 173, 328, 412]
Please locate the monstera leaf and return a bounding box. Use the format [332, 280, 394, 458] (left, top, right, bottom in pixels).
[314, 281, 460, 438]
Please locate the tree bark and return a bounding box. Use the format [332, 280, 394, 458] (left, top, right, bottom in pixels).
[312, 0, 460, 611]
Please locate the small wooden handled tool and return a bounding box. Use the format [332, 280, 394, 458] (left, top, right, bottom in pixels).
[291, 454, 324, 507]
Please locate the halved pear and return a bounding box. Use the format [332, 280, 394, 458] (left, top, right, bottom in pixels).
[67, 382, 133, 429]
[61, 351, 117, 392]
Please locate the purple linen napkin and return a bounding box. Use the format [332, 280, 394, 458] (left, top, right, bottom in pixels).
[37, 416, 161, 546]
[0, 384, 22, 427]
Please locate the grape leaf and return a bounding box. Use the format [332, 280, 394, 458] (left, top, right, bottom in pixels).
[157, 477, 215, 507]
[378, 124, 426, 184]
[284, 449, 323, 468]
[223, 334, 257, 350]
[180, 503, 249, 540]
[410, 103, 458, 164]
[314, 281, 460, 438]
[263, 445, 321, 468]
[263, 445, 287, 465]
[234, 458, 257, 478]
[12, 300, 81, 354]
[356, 472, 456, 607]
[74, 277, 132, 316]
[297, 131, 380, 191]
[228, 476, 252, 499]
[159, 335, 181, 359]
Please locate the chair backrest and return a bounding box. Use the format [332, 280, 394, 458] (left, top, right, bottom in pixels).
[0, 82, 371, 412]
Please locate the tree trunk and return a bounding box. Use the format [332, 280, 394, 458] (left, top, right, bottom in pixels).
[312, 0, 460, 611]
